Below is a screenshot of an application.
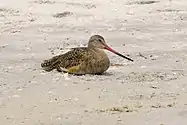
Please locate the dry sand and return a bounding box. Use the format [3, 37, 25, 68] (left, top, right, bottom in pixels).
[0, 0, 187, 125]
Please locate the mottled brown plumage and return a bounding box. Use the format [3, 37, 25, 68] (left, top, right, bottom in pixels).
[41, 35, 133, 75]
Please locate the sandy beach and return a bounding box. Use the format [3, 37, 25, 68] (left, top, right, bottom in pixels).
[0, 0, 187, 124]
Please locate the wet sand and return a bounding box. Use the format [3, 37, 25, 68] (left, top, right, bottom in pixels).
[0, 0, 187, 125]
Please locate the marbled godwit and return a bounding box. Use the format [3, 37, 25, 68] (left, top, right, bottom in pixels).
[41, 35, 133, 75]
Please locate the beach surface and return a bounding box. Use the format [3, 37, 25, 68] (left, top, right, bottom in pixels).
[0, 0, 187, 125]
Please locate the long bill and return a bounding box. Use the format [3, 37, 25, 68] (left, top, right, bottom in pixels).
[104, 44, 134, 62]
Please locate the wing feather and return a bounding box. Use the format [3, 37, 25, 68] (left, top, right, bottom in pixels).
[58, 47, 89, 69]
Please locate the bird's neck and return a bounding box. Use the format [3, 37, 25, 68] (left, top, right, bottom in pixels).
[87, 43, 94, 49]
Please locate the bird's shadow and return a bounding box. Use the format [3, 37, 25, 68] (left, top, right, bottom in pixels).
[100, 72, 113, 76]
[59, 70, 113, 76]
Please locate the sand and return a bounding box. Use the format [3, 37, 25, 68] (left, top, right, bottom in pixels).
[0, 0, 187, 124]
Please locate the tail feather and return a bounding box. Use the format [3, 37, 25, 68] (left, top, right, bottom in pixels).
[41, 56, 60, 71]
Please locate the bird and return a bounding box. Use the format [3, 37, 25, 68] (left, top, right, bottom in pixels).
[41, 35, 133, 75]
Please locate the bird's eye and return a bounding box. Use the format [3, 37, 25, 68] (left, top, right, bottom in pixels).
[98, 39, 102, 42]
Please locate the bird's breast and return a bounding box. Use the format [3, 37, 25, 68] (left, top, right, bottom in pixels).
[86, 49, 110, 74]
